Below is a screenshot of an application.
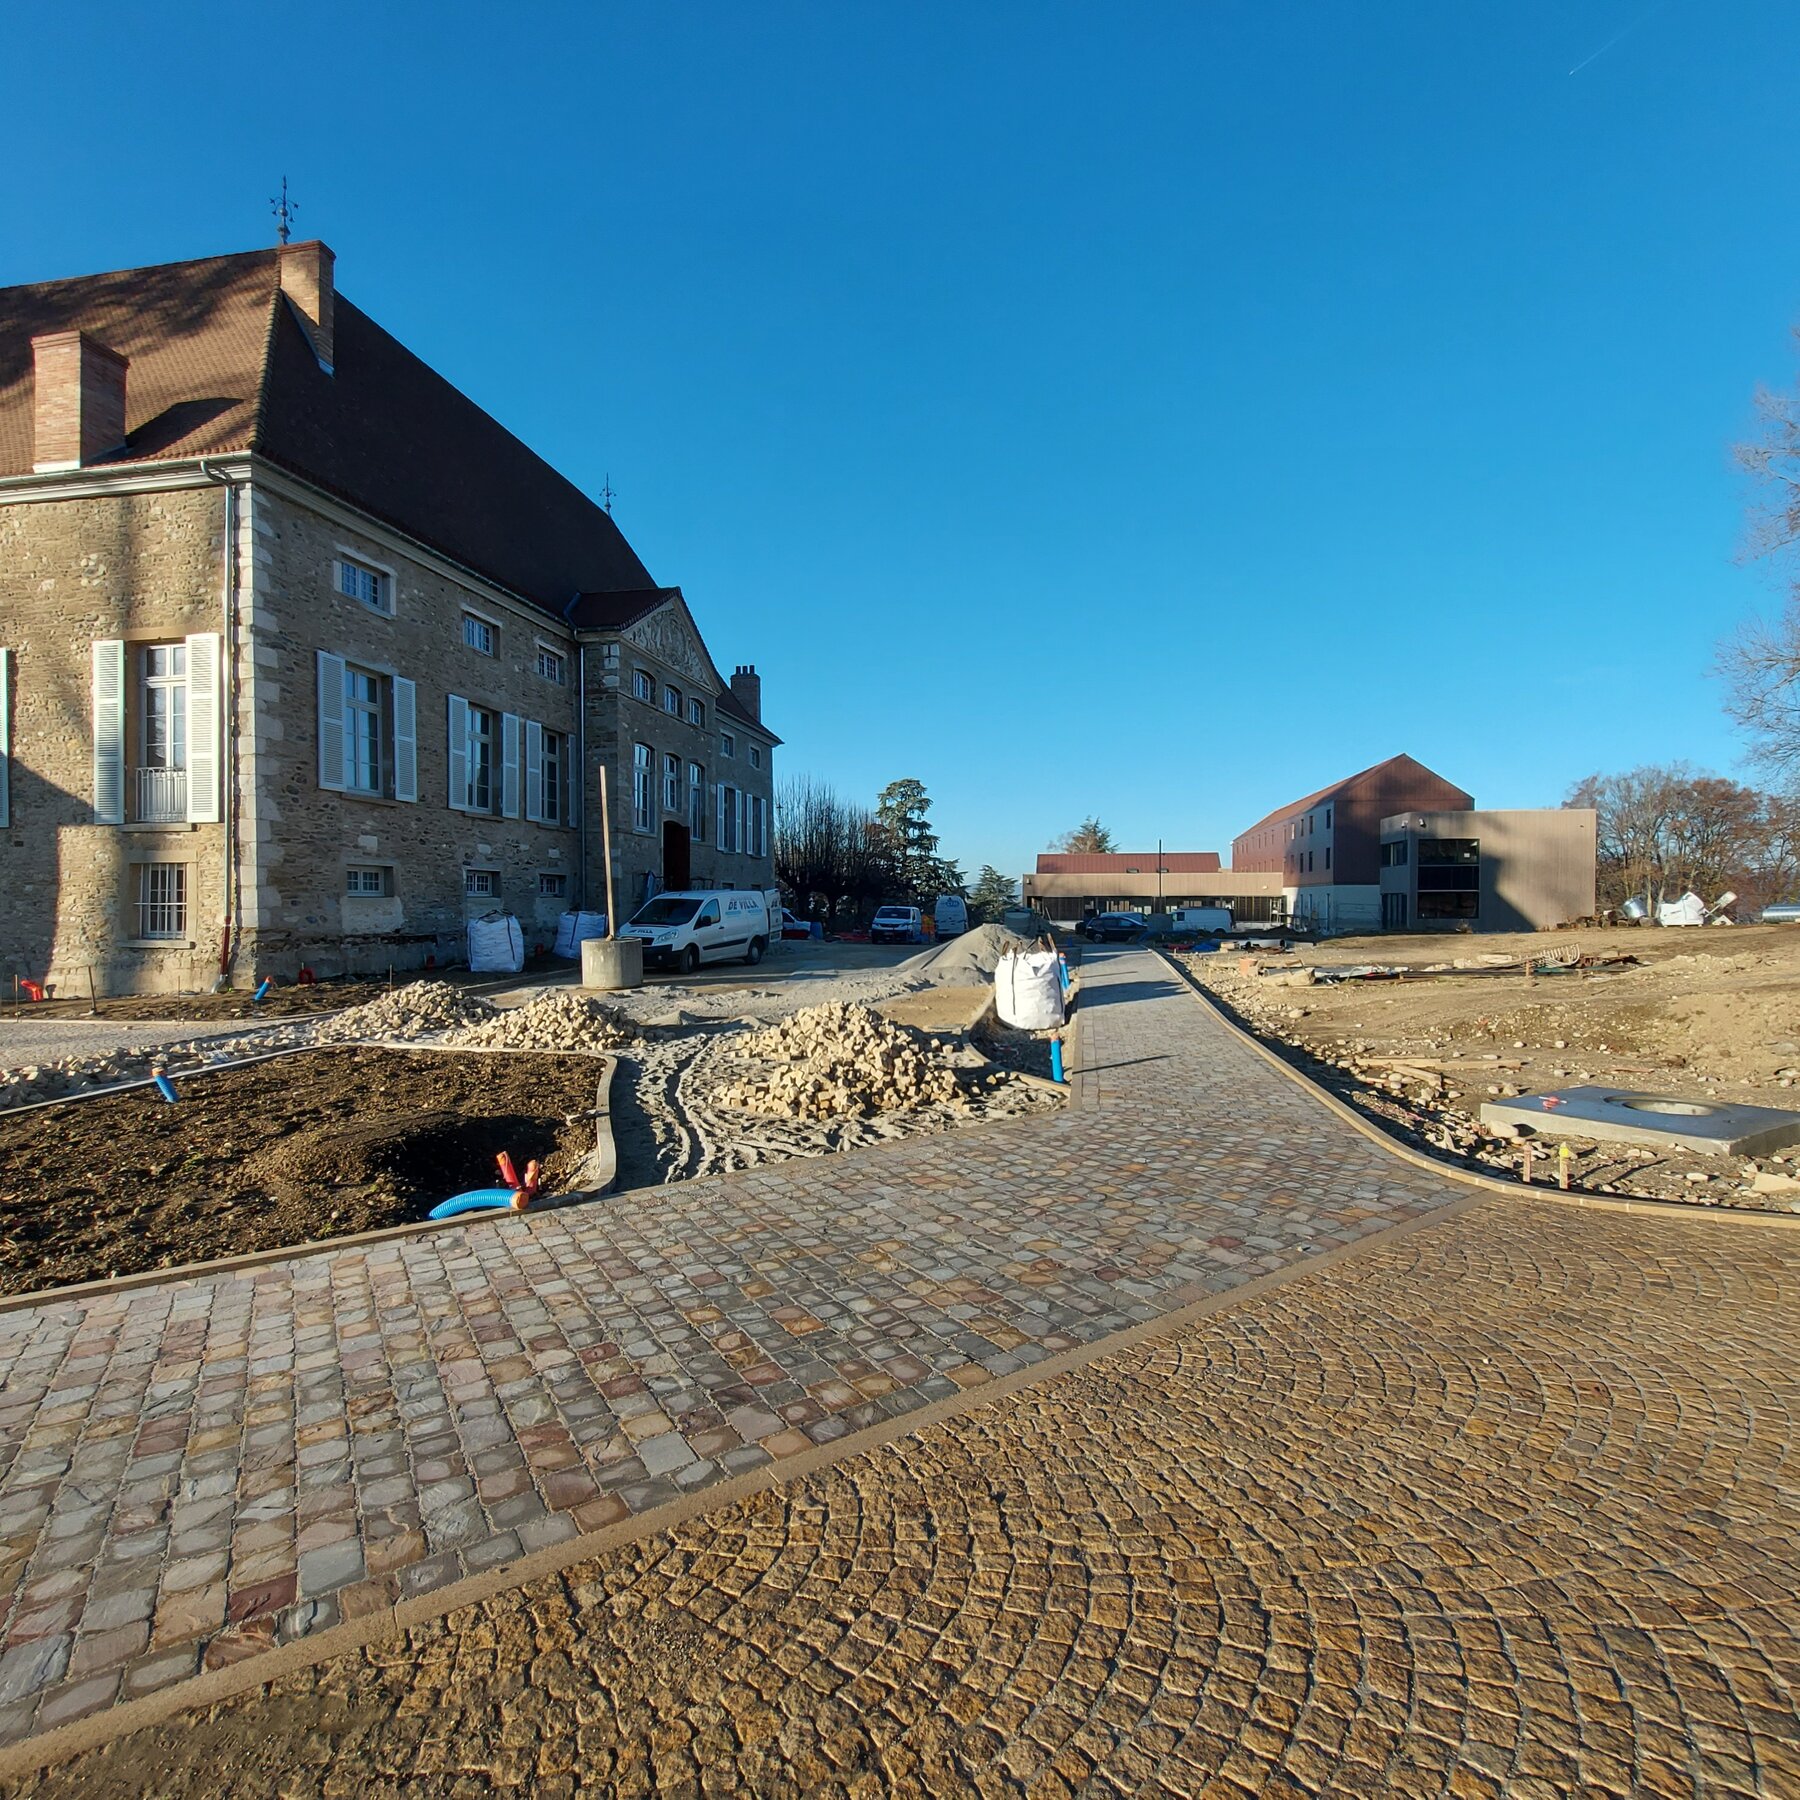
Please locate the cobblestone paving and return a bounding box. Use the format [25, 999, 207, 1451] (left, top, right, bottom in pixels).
[9, 1197, 1796, 1798]
[0, 952, 1460, 1749]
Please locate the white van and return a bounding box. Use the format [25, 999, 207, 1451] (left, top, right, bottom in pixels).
[870, 904, 923, 944]
[621, 889, 778, 972]
[1169, 905, 1234, 935]
[933, 895, 969, 938]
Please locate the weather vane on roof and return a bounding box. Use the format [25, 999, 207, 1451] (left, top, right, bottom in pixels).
[270, 177, 297, 246]
[601, 473, 616, 516]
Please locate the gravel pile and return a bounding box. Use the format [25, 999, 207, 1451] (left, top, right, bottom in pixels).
[714, 1001, 975, 1119]
[899, 924, 1033, 988]
[315, 981, 499, 1044]
[446, 990, 639, 1053]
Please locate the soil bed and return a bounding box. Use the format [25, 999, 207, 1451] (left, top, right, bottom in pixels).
[0, 1048, 601, 1297]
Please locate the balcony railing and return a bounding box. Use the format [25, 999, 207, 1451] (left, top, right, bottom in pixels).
[133, 766, 188, 823]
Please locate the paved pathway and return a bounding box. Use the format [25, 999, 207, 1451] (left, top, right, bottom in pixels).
[14, 1193, 1795, 1798]
[0, 950, 1460, 1749]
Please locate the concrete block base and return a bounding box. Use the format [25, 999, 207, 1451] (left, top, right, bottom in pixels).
[581, 937, 644, 992]
[1479, 1086, 1800, 1158]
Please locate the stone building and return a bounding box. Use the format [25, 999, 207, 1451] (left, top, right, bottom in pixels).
[0, 241, 778, 993]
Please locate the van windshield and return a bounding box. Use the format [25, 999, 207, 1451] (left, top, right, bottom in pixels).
[631, 897, 700, 927]
[874, 908, 911, 921]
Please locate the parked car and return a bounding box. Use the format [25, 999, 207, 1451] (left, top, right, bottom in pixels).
[1079, 912, 1148, 942]
[933, 894, 969, 938]
[779, 909, 815, 939]
[870, 904, 924, 944]
[620, 889, 778, 971]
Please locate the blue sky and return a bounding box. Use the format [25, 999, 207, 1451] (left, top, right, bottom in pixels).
[6, 2, 1799, 881]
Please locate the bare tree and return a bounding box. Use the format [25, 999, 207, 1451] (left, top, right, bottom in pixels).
[1054, 818, 1116, 854]
[774, 776, 895, 926]
[1724, 351, 1800, 779]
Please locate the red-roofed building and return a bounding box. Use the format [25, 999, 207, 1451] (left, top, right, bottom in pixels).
[0, 242, 778, 992]
[1230, 755, 1474, 933]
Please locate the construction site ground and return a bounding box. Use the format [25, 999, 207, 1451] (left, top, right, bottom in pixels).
[0, 1050, 603, 1299]
[1175, 920, 1800, 1210]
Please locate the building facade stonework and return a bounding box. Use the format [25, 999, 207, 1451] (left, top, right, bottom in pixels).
[0, 243, 778, 993]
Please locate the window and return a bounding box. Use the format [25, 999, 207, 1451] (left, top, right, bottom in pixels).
[1325, 847, 1332, 871]
[538, 727, 563, 825]
[538, 872, 568, 898]
[536, 645, 566, 685]
[1325, 808, 1332, 829]
[746, 794, 767, 858]
[689, 762, 706, 841]
[1380, 840, 1410, 868]
[136, 644, 188, 822]
[465, 868, 499, 898]
[337, 557, 392, 614]
[664, 752, 681, 813]
[462, 704, 496, 811]
[688, 697, 705, 727]
[462, 613, 496, 655]
[346, 867, 387, 897]
[664, 685, 682, 718]
[344, 665, 384, 795]
[720, 731, 736, 759]
[136, 862, 186, 938]
[719, 783, 741, 852]
[749, 744, 761, 770]
[633, 669, 655, 703]
[633, 743, 652, 832]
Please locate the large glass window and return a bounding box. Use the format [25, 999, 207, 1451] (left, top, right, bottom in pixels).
[463, 705, 495, 812]
[345, 665, 384, 794]
[689, 762, 706, 841]
[663, 752, 681, 813]
[633, 743, 653, 832]
[541, 728, 563, 825]
[1416, 838, 1479, 919]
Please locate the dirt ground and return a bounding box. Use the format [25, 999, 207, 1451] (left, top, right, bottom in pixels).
[1176, 922, 1800, 1211]
[8, 977, 417, 1024]
[0, 1049, 603, 1296]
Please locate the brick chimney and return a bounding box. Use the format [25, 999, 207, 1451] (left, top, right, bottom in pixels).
[729, 664, 762, 722]
[279, 240, 335, 371]
[31, 332, 128, 471]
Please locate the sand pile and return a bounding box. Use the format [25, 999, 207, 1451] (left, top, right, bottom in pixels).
[714, 1001, 971, 1119]
[316, 981, 499, 1044]
[900, 924, 1033, 988]
[446, 990, 639, 1053]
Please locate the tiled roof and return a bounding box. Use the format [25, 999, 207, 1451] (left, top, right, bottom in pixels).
[0, 244, 656, 615]
[1035, 852, 1222, 874]
[1231, 755, 1466, 842]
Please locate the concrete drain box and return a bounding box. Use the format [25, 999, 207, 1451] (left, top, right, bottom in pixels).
[1479, 1087, 1800, 1159]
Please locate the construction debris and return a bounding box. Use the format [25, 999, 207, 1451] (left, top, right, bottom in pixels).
[445, 989, 639, 1053]
[713, 1001, 974, 1119]
[315, 980, 499, 1043]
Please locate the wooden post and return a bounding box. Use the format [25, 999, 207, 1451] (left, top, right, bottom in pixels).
[598, 764, 618, 940]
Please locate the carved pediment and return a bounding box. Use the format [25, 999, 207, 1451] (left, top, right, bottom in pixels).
[622, 603, 713, 689]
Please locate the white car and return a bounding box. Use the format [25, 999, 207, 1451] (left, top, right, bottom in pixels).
[870, 904, 923, 944]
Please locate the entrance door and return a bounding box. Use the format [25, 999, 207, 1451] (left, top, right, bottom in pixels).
[662, 820, 691, 890]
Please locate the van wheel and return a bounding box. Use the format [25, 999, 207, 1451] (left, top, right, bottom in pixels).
[743, 936, 766, 966]
[680, 945, 701, 974]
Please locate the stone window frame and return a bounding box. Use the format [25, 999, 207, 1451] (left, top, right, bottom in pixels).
[464, 867, 500, 899]
[632, 668, 656, 705]
[333, 548, 397, 618]
[538, 871, 568, 898]
[535, 642, 567, 686]
[461, 610, 499, 657]
[345, 865, 391, 897]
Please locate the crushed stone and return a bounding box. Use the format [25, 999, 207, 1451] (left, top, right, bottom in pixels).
[446, 990, 639, 1053]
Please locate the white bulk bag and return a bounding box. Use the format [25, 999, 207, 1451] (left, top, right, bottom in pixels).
[553, 910, 607, 958]
[467, 912, 525, 973]
[994, 949, 1065, 1031]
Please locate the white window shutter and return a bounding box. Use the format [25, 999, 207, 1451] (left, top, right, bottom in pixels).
[501, 713, 521, 819]
[524, 720, 543, 823]
[718, 783, 726, 848]
[0, 648, 11, 830]
[316, 651, 347, 793]
[392, 677, 417, 802]
[447, 694, 469, 809]
[184, 632, 222, 822]
[92, 639, 126, 824]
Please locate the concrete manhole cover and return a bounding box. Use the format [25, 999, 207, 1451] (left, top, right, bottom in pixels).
[1479, 1085, 1800, 1158]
